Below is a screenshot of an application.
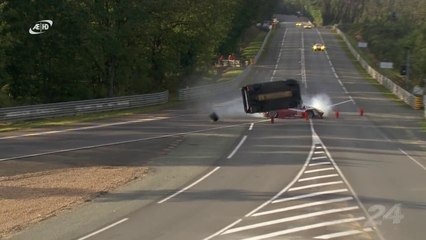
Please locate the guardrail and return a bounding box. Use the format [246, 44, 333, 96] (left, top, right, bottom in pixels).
[0, 91, 168, 122]
[335, 28, 418, 109]
[178, 29, 273, 100]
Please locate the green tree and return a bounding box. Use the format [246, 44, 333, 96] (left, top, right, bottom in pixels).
[0, 0, 278, 105]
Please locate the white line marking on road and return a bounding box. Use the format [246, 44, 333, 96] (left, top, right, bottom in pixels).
[301, 31, 307, 88]
[223, 206, 359, 235]
[348, 95, 355, 104]
[334, 73, 340, 79]
[227, 135, 248, 159]
[158, 135, 247, 204]
[270, 29, 287, 82]
[288, 181, 343, 191]
[282, 28, 288, 45]
[202, 219, 242, 240]
[308, 162, 331, 167]
[315, 28, 356, 105]
[377, 130, 392, 143]
[244, 128, 315, 217]
[314, 151, 325, 154]
[315, 146, 322, 149]
[311, 127, 385, 240]
[253, 197, 353, 217]
[312, 156, 327, 160]
[305, 167, 334, 173]
[328, 99, 353, 107]
[0, 121, 261, 162]
[399, 148, 426, 170]
[298, 174, 338, 182]
[249, 123, 254, 131]
[77, 218, 128, 240]
[158, 166, 221, 204]
[314, 228, 373, 239]
[241, 217, 365, 240]
[0, 117, 169, 140]
[273, 189, 348, 204]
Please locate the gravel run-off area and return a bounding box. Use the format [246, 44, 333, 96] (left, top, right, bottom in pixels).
[0, 166, 147, 238]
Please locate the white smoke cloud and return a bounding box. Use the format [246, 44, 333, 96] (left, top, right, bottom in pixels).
[209, 93, 336, 120]
[302, 94, 333, 116]
[212, 97, 245, 118]
[211, 97, 264, 119]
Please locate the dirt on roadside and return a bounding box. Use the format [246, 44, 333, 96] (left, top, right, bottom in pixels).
[0, 166, 147, 239]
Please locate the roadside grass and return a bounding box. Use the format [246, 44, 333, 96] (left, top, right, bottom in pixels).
[252, 28, 275, 64]
[0, 99, 182, 133]
[334, 33, 407, 106]
[241, 30, 268, 61]
[217, 69, 244, 82]
[422, 120, 426, 132]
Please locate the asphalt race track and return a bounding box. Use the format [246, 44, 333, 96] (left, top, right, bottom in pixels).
[4, 15, 426, 240]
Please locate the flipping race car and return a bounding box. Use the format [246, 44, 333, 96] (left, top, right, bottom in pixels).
[312, 43, 326, 51]
[242, 79, 302, 114]
[264, 106, 324, 119]
[242, 80, 324, 120]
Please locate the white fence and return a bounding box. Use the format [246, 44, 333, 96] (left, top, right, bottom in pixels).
[335, 28, 418, 109]
[0, 91, 168, 121]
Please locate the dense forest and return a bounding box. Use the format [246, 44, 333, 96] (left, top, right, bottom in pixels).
[0, 0, 277, 106]
[279, 0, 426, 88]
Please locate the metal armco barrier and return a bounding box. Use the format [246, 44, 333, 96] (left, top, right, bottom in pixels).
[335, 28, 418, 110]
[178, 28, 272, 100]
[0, 91, 168, 122]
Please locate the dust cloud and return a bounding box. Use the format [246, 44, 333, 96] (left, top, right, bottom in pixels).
[302, 94, 333, 116]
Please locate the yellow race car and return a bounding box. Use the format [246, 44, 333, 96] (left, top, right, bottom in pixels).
[296, 22, 302, 27]
[303, 24, 314, 29]
[312, 43, 326, 51]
